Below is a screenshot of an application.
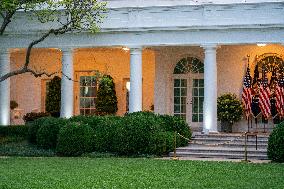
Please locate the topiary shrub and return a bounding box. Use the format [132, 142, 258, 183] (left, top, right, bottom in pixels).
[56, 123, 95, 156]
[36, 117, 68, 149]
[46, 76, 61, 117]
[96, 75, 118, 115]
[27, 117, 51, 144]
[267, 123, 284, 162]
[217, 93, 243, 132]
[23, 112, 51, 124]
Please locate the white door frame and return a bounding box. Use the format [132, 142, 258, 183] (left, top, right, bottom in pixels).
[172, 73, 204, 130]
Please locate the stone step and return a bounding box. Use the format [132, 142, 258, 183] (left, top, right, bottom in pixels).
[170, 133, 269, 160]
[188, 142, 267, 149]
[176, 147, 267, 155]
[169, 152, 268, 160]
[191, 138, 268, 144]
[193, 133, 269, 138]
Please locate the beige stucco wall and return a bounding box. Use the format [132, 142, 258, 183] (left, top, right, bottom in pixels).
[10, 49, 61, 124]
[10, 48, 155, 124]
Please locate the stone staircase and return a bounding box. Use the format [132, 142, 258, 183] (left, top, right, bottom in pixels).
[169, 133, 269, 160]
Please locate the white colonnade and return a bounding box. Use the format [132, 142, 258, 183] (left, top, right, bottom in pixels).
[60, 48, 74, 118]
[202, 44, 218, 133]
[0, 49, 10, 125]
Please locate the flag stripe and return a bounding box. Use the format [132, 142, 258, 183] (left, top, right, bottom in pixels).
[242, 66, 253, 119]
[259, 74, 271, 119]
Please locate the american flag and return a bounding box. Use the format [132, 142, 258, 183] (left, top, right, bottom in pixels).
[259, 71, 271, 119]
[275, 74, 284, 118]
[242, 66, 253, 119]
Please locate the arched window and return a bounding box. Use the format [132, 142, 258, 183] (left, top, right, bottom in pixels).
[173, 57, 204, 74]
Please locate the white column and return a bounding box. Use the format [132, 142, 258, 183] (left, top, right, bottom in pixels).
[60, 48, 74, 118]
[129, 46, 143, 113]
[0, 49, 10, 125]
[202, 44, 218, 133]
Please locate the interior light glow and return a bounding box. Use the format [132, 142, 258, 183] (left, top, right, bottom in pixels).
[126, 81, 130, 91]
[122, 47, 129, 51]
[257, 44, 267, 47]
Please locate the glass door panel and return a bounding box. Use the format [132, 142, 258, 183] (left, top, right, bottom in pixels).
[191, 79, 204, 123]
[173, 78, 187, 120]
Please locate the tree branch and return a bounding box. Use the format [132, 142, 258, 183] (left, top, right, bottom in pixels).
[0, 10, 16, 35]
[0, 67, 58, 82]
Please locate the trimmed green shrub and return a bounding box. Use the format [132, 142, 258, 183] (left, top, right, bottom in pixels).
[69, 115, 102, 127]
[96, 75, 118, 115]
[67, 112, 191, 156]
[92, 116, 122, 152]
[0, 125, 28, 145]
[113, 112, 164, 155]
[27, 117, 51, 144]
[70, 115, 121, 152]
[149, 131, 175, 155]
[46, 76, 61, 117]
[36, 117, 68, 149]
[23, 112, 50, 123]
[0, 125, 28, 137]
[267, 123, 284, 162]
[160, 115, 191, 146]
[56, 123, 95, 156]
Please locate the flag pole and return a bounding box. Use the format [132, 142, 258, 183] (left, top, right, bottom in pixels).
[247, 55, 250, 132]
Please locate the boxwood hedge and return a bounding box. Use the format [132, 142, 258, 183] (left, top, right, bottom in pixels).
[268, 122, 284, 162]
[25, 112, 191, 157]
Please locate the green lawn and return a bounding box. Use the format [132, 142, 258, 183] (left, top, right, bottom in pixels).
[0, 158, 283, 189]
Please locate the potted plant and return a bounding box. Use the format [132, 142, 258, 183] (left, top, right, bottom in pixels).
[217, 93, 243, 133]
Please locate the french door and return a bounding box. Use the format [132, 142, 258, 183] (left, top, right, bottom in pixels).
[173, 74, 204, 128]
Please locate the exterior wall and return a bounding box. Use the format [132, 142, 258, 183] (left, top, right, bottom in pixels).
[154, 44, 284, 132]
[10, 49, 61, 124]
[10, 48, 155, 123]
[73, 48, 155, 115]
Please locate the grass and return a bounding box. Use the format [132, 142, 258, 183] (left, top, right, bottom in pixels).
[0, 157, 283, 189]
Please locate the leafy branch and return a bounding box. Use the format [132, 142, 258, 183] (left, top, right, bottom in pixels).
[0, 0, 106, 82]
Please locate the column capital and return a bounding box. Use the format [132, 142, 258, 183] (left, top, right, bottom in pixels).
[129, 46, 143, 55]
[60, 47, 74, 54]
[201, 44, 218, 51]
